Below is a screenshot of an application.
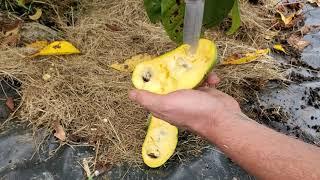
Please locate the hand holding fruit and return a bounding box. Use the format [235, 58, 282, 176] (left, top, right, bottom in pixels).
[129, 72, 242, 137]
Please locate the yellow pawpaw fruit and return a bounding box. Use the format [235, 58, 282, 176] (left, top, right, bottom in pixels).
[132, 39, 218, 168]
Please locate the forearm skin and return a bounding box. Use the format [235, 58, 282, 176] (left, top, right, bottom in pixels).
[200, 113, 320, 180]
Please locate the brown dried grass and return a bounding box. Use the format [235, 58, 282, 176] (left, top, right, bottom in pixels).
[0, 0, 285, 169]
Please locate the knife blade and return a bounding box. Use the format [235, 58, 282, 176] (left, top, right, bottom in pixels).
[183, 0, 205, 54]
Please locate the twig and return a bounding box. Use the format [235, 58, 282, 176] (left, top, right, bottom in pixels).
[120, 166, 131, 180]
[93, 139, 100, 172]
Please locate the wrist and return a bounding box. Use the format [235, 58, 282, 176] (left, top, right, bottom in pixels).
[196, 111, 250, 139]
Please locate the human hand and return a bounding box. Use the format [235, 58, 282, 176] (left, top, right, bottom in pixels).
[129, 73, 242, 136]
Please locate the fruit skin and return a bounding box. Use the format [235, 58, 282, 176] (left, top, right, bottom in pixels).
[132, 39, 218, 168]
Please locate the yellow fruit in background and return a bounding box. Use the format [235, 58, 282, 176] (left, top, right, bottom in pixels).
[33, 41, 80, 57]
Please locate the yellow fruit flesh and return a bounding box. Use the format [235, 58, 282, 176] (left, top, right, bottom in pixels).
[142, 116, 178, 168]
[132, 39, 217, 168]
[133, 39, 217, 94]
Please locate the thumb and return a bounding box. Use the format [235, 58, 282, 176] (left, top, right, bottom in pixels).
[129, 90, 164, 112]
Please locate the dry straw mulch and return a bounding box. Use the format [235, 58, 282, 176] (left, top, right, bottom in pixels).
[0, 0, 285, 168]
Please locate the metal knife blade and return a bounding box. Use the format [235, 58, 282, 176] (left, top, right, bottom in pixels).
[183, 0, 205, 54]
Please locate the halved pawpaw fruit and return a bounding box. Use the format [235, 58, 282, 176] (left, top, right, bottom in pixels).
[132, 39, 218, 168]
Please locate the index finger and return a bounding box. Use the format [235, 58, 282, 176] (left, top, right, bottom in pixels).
[206, 72, 220, 86]
[198, 72, 221, 88]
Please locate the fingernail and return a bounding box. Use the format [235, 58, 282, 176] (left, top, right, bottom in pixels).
[129, 90, 138, 100]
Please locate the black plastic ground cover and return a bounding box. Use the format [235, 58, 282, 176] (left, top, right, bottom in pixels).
[255, 5, 320, 145]
[0, 5, 319, 180]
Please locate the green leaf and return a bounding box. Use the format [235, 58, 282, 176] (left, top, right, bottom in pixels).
[159, 0, 236, 44]
[16, 0, 30, 10]
[144, 0, 162, 23]
[161, 0, 185, 44]
[16, 0, 25, 7]
[226, 0, 241, 35]
[203, 0, 235, 28]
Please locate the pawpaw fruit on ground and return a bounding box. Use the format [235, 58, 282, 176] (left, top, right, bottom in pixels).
[132, 39, 218, 168]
